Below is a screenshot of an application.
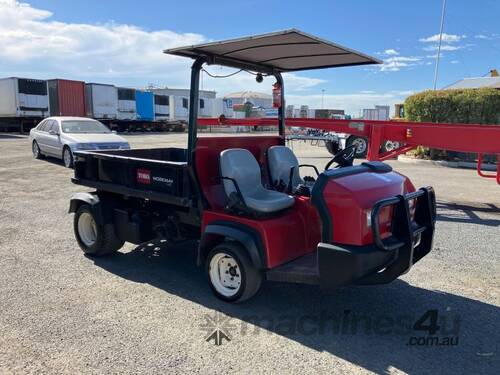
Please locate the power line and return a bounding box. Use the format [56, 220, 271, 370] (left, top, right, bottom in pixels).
[433, 0, 447, 90]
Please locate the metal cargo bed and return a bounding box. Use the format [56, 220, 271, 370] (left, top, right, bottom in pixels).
[72, 148, 194, 207]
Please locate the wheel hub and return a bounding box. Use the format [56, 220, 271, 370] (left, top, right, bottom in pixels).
[209, 253, 241, 297]
[78, 212, 97, 247]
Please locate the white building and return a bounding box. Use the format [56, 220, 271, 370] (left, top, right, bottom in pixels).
[363, 105, 390, 121]
[223, 91, 272, 109]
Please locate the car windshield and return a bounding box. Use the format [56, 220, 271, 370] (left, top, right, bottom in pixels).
[61, 120, 111, 134]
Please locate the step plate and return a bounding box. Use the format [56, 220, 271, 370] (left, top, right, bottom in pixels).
[266, 252, 319, 285]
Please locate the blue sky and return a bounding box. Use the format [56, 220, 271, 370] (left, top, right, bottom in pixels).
[1, 0, 499, 115]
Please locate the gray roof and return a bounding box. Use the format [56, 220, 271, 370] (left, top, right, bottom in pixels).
[164, 29, 381, 73]
[445, 77, 500, 89]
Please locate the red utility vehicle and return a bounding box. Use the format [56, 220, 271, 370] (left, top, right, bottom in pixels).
[69, 30, 436, 302]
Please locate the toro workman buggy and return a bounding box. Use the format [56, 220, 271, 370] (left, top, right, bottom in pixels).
[69, 30, 436, 302]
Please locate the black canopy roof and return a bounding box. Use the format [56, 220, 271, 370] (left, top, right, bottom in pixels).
[164, 29, 381, 73]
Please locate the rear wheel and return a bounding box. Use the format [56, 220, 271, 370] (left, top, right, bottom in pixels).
[63, 146, 73, 168]
[205, 242, 262, 303]
[74, 204, 124, 256]
[346, 136, 368, 158]
[32, 141, 44, 159]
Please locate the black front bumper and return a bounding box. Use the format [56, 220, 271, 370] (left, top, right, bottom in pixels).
[318, 187, 436, 288]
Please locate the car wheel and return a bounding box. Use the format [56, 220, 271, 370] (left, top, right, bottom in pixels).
[63, 146, 74, 168]
[346, 136, 368, 158]
[74, 204, 124, 256]
[206, 242, 262, 303]
[32, 141, 44, 159]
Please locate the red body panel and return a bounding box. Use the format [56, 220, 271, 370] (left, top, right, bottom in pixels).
[324, 171, 408, 245]
[202, 197, 321, 268]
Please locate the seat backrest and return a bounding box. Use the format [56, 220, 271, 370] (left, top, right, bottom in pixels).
[220, 148, 265, 198]
[268, 145, 303, 189]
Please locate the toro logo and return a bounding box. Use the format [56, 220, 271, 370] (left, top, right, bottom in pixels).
[136, 168, 151, 184]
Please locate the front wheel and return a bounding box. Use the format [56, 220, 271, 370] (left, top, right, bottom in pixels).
[32, 141, 44, 159]
[74, 204, 124, 256]
[63, 147, 73, 168]
[205, 242, 262, 303]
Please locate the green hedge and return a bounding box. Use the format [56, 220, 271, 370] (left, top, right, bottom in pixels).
[404, 88, 500, 124]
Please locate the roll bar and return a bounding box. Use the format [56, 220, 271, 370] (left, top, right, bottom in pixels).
[187, 57, 286, 165]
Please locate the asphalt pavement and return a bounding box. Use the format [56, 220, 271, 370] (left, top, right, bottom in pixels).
[0, 133, 498, 374]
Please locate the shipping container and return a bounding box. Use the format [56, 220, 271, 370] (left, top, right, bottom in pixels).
[47, 79, 86, 117]
[154, 94, 169, 121]
[117, 87, 137, 120]
[0, 77, 49, 117]
[85, 83, 118, 119]
[135, 90, 154, 121]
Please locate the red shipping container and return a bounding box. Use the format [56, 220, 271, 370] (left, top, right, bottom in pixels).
[47, 79, 86, 117]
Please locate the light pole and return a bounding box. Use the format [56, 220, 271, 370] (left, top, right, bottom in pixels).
[321, 89, 325, 109]
[433, 0, 447, 90]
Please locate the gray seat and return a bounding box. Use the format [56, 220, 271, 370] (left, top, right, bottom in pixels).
[220, 148, 294, 214]
[268, 145, 305, 190]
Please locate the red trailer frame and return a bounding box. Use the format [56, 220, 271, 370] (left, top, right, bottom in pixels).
[198, 117, 500, 185]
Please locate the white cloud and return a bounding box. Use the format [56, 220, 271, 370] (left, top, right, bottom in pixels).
[383, 49, 399, 56]
[475, 34, 490, 39]
[450, 60, 459, 64]
[422, 45, 462, 51]
[0, 0, 324, 94]
[380, 56, 421, 72]
[286, 90, 412, 117]
[419, 33, 464, 43]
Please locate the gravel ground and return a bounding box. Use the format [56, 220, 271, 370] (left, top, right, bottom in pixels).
[0, 132, 498, 374]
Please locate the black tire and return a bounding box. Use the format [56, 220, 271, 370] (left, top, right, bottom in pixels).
[74, 204, 124, 256]
[32, 140, 44, 159]
[325, 140, 340, 156]
[346, 136, 368, 158]
[63, 146, 74, 168]
[205, 242, 263, 303]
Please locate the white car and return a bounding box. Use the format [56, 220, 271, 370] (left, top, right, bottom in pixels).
[29, 117, 130, 168]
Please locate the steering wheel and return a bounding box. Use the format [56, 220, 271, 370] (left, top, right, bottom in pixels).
[325, 145, 356, 170]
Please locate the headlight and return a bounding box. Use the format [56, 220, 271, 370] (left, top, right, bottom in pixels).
[74, 143, 97, 150]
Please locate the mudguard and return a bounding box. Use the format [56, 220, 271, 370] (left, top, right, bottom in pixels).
[198, 222, 266, 269]
[68, 192, 107, 225]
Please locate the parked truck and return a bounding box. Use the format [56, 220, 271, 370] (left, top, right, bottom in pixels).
[0, 77, 49, 132]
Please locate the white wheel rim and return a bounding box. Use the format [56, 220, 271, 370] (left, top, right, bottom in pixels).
[32, 142, 39, 156]
[78, 212, 97, 247]
[384, 140, 399, 152]
[209, 253, 242, 297]
[64, 149, 72, 166]
[352, 138, 367, 154]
